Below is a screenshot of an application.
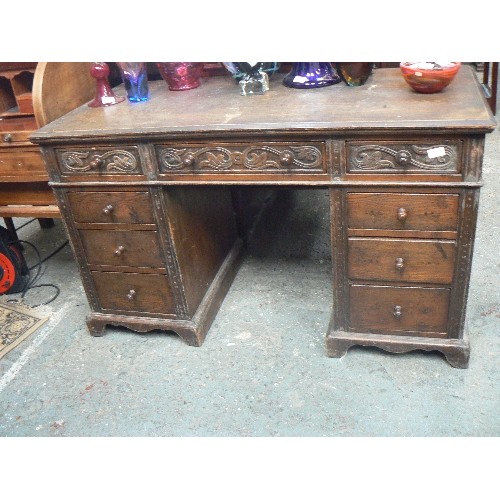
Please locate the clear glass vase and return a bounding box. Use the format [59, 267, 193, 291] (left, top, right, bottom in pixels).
[222, 62, 278, 95]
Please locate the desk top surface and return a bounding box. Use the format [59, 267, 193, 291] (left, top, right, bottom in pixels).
[32, 67, 496, 143]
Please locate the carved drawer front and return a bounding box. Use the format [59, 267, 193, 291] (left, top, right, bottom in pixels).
[55, 146, 143, 177]
[348, 238, 456, 284]
[347, 193, 459, 231]
[68, 191, 155, 224]
[0, 148, 48, 178]
[349, 284, 450, 335]
[80, 230, 164, 268]
[346, 141, 461, 174]
[155, 142, 327, 174]
[91, 271, 176, 315]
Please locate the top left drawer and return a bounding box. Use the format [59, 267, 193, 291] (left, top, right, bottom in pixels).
[54, 145, 144, 179]
[67, 191, 155, 224]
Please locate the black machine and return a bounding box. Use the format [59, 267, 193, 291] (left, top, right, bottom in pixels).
[0, 225, 29, 295]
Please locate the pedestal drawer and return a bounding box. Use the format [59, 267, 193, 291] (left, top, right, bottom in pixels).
[347, 193, 459, 231]
[91, 271, 176, 315]
[68, 191, 155, 224]
[349, 284, 450, 335]
[80, 229, 164, 268]
[348, 238, 456, 284]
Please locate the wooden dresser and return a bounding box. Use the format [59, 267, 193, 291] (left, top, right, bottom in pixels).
[31, 66, 496, 368]
[0, 63, 54, 235]
[0, 63, 94, 238]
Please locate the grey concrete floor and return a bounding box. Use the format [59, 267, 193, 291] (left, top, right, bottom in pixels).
[1, 120, 499, 440]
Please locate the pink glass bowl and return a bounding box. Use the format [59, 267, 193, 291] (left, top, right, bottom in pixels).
[400, 62, 461, 93]
[156, 62, 204, 91]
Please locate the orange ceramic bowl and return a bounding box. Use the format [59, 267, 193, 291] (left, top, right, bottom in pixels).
[400, 62, 461, 93]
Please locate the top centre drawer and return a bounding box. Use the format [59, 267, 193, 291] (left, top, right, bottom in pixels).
[155, 141, 327, 176]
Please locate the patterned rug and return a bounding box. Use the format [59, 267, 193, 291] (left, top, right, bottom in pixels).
[0, 300, 48, 359]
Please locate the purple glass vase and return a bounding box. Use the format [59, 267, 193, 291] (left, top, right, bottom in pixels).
[283, 62, 341, 89]
[156, 62, 204, 91]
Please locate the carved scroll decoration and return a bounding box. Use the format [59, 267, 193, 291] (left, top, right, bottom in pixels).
[349, 144, 458, 171]
[59, 149, 139, 173]
[158, 145, 323, 171]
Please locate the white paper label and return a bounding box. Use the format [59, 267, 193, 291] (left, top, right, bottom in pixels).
[101, 96, 116, 104]
[415, 71, 423, 77]
[427, 146, 446, 159]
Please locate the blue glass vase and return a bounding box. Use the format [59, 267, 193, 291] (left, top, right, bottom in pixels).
[283, 62, 340, 89]
[117, 62, 149, 102]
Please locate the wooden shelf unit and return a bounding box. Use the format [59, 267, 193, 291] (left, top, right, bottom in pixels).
[0, 63, 95, 240]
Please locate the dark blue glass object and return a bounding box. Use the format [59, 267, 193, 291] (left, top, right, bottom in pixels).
[117, 62, 149, 102]
[283, 62, 341, 89]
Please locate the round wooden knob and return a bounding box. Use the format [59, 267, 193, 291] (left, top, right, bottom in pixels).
[396, 151, 411, 166]
[280, 152, 294, 166]
[182, 154, 195, 167]
[397, 207, 408, 222]
[393, 305, 402, 320]
[89, 157, 102, 169]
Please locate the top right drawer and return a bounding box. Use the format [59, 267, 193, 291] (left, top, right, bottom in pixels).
[346, 140, 462, 175]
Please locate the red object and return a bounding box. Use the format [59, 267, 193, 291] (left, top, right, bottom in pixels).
[88, 62, 125, 107]
[156, 63, 204, 91]
[0, 251, 16, 293]
[0, 226, 28, 294]
[400, 62, 461, 94]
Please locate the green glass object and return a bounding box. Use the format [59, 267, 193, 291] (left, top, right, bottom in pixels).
[335, 63, 374, 86]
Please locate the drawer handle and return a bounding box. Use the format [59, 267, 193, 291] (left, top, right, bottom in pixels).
[280, 152, 294, 166]
[183, 154, 196, 167]
[393, 305, 403, 320]
[396, 151, 411, 166]
[114, 245, 125, 256]
[397, 207, 408, 222]
[102, 204, 114, 215]
[3, 133, 12, 142]
[127, 289, 136, 301]
[395, 257, 405, 272]
[89, 157, 103, 169]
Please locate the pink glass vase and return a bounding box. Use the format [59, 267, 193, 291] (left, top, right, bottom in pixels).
[156, 62, 204, 91]
[88, 62, 125, 107]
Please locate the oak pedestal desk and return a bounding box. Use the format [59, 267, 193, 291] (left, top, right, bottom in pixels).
[31, 67, 496, 369]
